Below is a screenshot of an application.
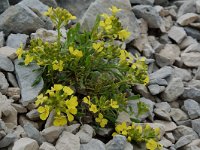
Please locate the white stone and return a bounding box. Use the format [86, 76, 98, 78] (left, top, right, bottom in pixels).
[168, 26, 186, 44]
[177, 13, 199, 26]
[13, 138, 39, 150]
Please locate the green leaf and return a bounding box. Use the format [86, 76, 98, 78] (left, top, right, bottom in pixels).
[18, 62, 25, 66]
[127, 95, 140, 100]
[32, 76, 42, 87]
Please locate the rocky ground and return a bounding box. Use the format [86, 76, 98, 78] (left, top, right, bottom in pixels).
[0, 0, 200, 149]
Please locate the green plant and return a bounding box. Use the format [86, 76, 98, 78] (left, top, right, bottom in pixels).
[16, 6, 149, 127]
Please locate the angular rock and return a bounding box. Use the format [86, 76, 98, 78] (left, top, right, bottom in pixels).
[6, 33, 29, 49]
[0, 46, 17, 60]
[159, 137, 172, 148]
[177, 0, 197, 17]
[80, 0, 140, 43]
[3, 106, 18, 126]
[106, 135, 127, 150]
[170, 108, 189, 123]
[132, 5, 165, 30]
[184, 27, 200, 41]
[149, 66, 173, 80]
[179, 36, 197, 50]
[0, 4, 46, 35]
[181, 87, 200, 102]
[0, 72, 9, 94]
[41, 126, 64, 143]
[0, 133, 16, 148]
[19, 116, 39, 130]
[39, 0, 57, 8]
[13, 125, 26, 139]
[155, 102, 171, 113]
[14, 59, 44, 106]
[13, 137, 39, 150]
[6, 87, 21, 101]
[195, 67, 200, 80]
[173, 125, 198, 140]
[76, 124, 95, 144]
[173, 67, 192, 82]
[177, 13, 199, 26]
[161, 77, 184, 102]
[130, 0, 154, 5]
[192, 118, 200, 136]
[39, 142, 56, 150]
[154, 0, 169, 6]
[181, 52, 200, 67]
[155, 44, 180, 67]
[0, 55, 14, 72]
[154, 120, 177, 132]
[168, 26, 186, 44]
[183, 99, 200, 119]
[149, 78, 168, 86]
[165, 133, 175, 144]
[0, 32, 4, 47]
[24, 123, 45, 145]
[55, 131, 80, 150]
[64, 124, 80, 134]
[132, 84, 155, 100]
[11, 103, 27, 113]
[175, 135, 197, 149]
[116, 111, 131, 125]
[196, 0, 200, 13]
[81, 139, 106, 150]
[154, 108, 171, 121]
[185, 139, 200, 149]
[148, 84, 165, 95]
[0, 0, 10, 14]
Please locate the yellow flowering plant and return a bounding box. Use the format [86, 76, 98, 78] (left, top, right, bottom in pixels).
[16, 6, 150, 128]
[113, 122, 162, 150]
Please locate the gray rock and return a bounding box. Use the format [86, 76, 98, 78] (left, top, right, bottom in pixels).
[0, 32, 4, 47]
[6, 33, 28, 49]
[6, 87, 21, 101]
[0, 4, 46, 35]
[154, 120, 177, 132]
[11, 103, 27, 113]
[155, 102, 171, 113]
[24, 123, 45, 145]
[196, 0, 200, 13]
[149, 66, 173, 80]
[175, 135, 197, 149]
[0, 133, 16, 148]
[81, 139, 106, 150]
[177, 13, 199, 26]
[132, 5, 165, 30]
[13, 137, 39, 150]
[31, 28, 59, 43]
[165, 133, 175, 144]
[39, 142, 56, 150]
[154, 0, 169, 6]
[184, 27, 200, 41]
[173, 125, 198, 140]
[132, 84, 155, 100]
[0, 0, 10, 14]
[64, 124, 80, 134]
[170, 108, 189, 123]
[19, 116, 39, 130]
[106, 135, 126, 150]
[14, 59, 44, 106]
[181, 87, 200, 102]
[179, 36, 197, 50]
[39, 0, 57, 7]
[161, 77, 184, 102]
[148, 84, 165, 95]
[149, 78, 168, 86]
[96, 128, 113, 137]
[0, 72, 9, 94]
[3, 106, 18, 126]
[192, 118, 200, 136]
[178, 0, 196, 17]
[0, 46, 17, 60]
[181, 52, 200, 67]
[116, 111, 131, 125]
[76, 124, 95, 144]
[41, 126, 64, 143]
[195, 67, 200, 80]
[154, 108, 171, 121]
[80, 0, 140, 43]
[183, 99, 200, 119]
[159, 137, 172, 148]
[187, 79, 200, 89]
[55, 131, 80, 150]
[130, 0, 154, 5]
[26, 109, 40, 121]
[155, 44, 180, 67]
[168, 26, 186, 44]
[128, 97, 155, 121]
[13, 125, 26, 139]
[173, 67, 192, 82]
[57, 0, 94, 19]
[185, 139, 200, 150]
[0, 55, 14, 72]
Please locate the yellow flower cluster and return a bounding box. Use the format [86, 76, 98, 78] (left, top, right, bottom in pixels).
[52, 60, 64, 71]
[113, 122, 162, 150]
[83, 96, 98, 113]
[69, 46, 83, 58]
[92, 42, 104, 53]
[35, 84, 78, 126]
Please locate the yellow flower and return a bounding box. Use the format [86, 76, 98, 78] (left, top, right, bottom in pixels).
[16, 47, 23, 59]
[66, 110, 75, 122]
[95, 113, 108, 128]
[136, 126, 143, 134]
[101, 13, 109, 18]
[105, 18, 112, 25]
[93, 43, 104, 53]
[35, 94, 48, 106]
[100, 21, 106, 27]
[115, 122, 128, 136]
[146, 139, 158, 150]
[24, 54, 34, 65]
[154, 128, 160, 136]
[37, 105, 50, 120]
[109, 6, 121, 14]
[52, 60, 64, 71]
[46, 89, 55, 97]
[53, 115, 67, 126]
[118, 29, 131, 41]
[127, 136, 132, 142]
[69, 15, 76, 20]
[53, 84, 63, 91]
[83, 96, 91, 105]
[119, 50, 128, 62]
[144, 76, 149, 85]
[44, 7, 53, 16]
[63, 86, 74, 95]
[110, 99, 119, 109]
[69, 46, 83, 58]
[66, 96, 78, 109]
[89, 104, 98, 113]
